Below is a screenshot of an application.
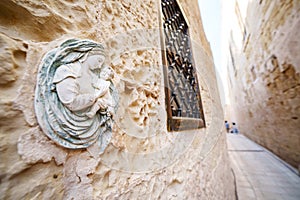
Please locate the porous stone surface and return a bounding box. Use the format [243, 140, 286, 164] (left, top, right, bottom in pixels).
[0, 0, 235, 199]
[227, 0, 300, 171]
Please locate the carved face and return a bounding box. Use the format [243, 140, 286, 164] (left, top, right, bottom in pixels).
[85, 54, 105, 70]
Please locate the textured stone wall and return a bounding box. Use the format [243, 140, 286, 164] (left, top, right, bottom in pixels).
[227, 0, 300, 171]
[0, 0, 235, 199]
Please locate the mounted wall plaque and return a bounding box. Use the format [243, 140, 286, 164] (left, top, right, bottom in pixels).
[35, 39, 118, 153]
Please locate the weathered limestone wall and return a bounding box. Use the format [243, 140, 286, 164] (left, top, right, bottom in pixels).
[228, 0, 300, 171]
[0, 0, 235, 199]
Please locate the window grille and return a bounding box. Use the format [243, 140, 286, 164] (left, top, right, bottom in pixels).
[161, 0, 205, 131]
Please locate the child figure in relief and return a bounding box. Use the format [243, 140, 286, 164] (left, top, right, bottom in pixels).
[86, 66, 115, 118]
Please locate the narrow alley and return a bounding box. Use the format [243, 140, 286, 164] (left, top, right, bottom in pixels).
[227, 134, 300, 200]
[0, 0, 299, 199]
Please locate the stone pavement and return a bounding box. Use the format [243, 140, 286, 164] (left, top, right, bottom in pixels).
[227, 134, 300, 200]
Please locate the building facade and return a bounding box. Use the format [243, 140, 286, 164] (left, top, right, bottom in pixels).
[225, 0, 300, 172]
[0, 0, 235, 199]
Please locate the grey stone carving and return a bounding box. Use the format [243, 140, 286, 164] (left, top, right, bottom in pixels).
[35, 39, 118, 153]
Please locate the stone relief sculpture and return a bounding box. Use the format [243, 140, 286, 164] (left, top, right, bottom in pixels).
[35, 39, 118, 153]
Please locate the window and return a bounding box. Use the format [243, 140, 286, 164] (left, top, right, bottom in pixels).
[161, 0, 205, 131]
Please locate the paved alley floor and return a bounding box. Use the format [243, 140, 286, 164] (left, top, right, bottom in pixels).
[227, 134, 300, 200]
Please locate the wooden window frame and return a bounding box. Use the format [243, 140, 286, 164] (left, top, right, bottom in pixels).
[160, 0, 205, 131]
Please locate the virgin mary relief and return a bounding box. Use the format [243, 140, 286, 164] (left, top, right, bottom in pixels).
[35, 39, 118, 153]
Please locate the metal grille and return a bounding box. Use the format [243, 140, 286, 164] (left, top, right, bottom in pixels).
[161, 0, 205, 131]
